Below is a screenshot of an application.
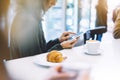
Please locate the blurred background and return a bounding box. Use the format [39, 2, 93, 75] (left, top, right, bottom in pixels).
[0, 0, 120, 80]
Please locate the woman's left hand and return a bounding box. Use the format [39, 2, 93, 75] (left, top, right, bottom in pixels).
[59, 31, 75, 42]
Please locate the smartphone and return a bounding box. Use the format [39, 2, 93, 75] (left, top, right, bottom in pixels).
[69, 32, 83, 40]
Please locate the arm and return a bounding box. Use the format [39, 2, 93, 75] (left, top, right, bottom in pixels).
[46, 31, 78, 52]
[47, 38, 78, 52]
[46, 38, 63, 51]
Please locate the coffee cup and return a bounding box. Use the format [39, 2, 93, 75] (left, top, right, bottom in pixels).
[85, 40, 100, 55]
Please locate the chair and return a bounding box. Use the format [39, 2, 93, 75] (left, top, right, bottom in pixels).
[83, 26, 107, 44]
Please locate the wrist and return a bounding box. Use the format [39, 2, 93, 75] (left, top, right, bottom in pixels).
[59, 38, 62, 42]
[60, 43, 64, 48]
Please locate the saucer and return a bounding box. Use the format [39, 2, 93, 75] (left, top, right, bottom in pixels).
[84, 49, 103, 56]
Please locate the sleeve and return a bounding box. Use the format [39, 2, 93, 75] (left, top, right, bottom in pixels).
[46, 38, 63, 52]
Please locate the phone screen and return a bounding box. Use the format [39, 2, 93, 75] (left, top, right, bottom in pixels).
[69, 32, 83, 40]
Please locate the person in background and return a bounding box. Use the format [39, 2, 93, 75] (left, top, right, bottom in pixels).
[95, 0, 108, 41]
[10, 0, 78, 59]
[112, 4, 120, 39]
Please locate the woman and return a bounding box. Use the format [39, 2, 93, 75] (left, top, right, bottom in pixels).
[10, 0, 78, 59]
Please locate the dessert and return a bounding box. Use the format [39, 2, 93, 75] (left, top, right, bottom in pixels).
[47, 50, 66, 63]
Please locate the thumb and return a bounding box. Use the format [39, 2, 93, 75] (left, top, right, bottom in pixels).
[70, 39, 77, 44]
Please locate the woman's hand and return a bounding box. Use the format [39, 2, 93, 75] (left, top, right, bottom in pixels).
[59, 31, 75, 42]
[46, 65, 90, 80]
[46, 66, 77, 80]
[60, 38, 78, 49]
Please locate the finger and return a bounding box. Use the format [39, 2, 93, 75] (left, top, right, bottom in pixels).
[55, 65, 62, 72]
[63, 36, 70, 40]
[76, 36, 80, 40]
[70, 39, 77, 44]
[67, 31, 75, 34]
[70, 39, 78, 47]
[49, 73, 76, 80]
[63, 31, 75, 36]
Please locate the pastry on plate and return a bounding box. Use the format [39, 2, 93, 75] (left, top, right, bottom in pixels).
[47, 50, 66, 63]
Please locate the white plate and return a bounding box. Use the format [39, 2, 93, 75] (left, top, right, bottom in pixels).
[33, 53, 65, 67]
[33, 53, 91, 69]
[84, 49, 103, 56]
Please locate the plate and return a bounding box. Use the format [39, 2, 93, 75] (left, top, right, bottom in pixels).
[33, 53, 65, 67]
[84, 49, 103, 56]
[33, 53, 91, 68]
